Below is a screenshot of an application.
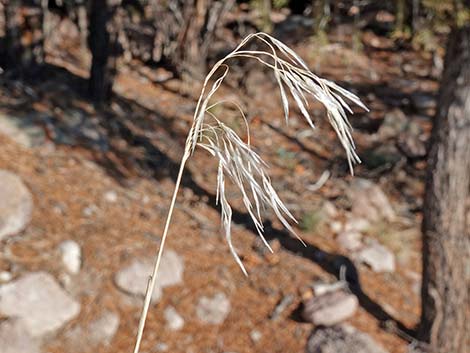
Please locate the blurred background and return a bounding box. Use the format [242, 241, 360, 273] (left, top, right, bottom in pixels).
[0, 1, 469, 353]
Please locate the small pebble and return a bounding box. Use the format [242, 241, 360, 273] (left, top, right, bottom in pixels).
[250, 329, 262, 343]
[164, 306, 185, 331]
[82, 204, 98, 217]
[196, 292, 231, 325]
[154, 343, 169, 352]
[104, 190, 118, 203]
[59, 240, 82, 274]
[0, 271, 13, 283]
[330, 221, 343, 234]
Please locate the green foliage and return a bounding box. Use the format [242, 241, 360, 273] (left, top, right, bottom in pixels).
[311, 29, 330, 47]
[272, 0, 289, 10]
[250, 0, 273, 32]
[300, 210, 322, 232]
[276, 147, 298, 170]
[352, 30, 364, 52]
[412, 28, 440, 52]
[455, 7, 470, 27]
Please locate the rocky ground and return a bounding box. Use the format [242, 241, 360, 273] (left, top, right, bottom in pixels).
[0, 24, 437, 353]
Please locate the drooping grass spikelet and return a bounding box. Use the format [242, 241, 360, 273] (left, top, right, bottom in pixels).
[188, 32, 367, 273]
[198, 118, 303, 274]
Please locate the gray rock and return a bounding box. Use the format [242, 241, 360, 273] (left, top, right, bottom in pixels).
[196, 292, 231, 324]
[411, 93, 436, 111]
[378, 109, 408, 139]
[336, 231, 362, 251]
[0, 170, 33, 241]
[0, 113, 45, 148]
[302, 290, 358, 326]
[348, 179, 395, 223]
[164, 306, 185, 331]
[321, 201, 338, 219]
[273, 15, 315, 42]
[115, 250, 184, 302]
[358, 242, 396, 273]
[64, 311, 119, 351]
[398, 133, 427, 159]
[306, 325, 389, 353]
[0, 272, 81, 337]
[59, 240, 82, 274]
[82, 204, 99, 217]
[88, 311, 120, 345]
[0, 319, 41, 353]
[154, 343, 169, 352]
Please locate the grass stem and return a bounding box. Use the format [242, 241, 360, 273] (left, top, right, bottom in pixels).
[133, 151, 189, 353]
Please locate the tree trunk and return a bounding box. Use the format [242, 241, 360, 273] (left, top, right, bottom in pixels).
[419, 23, 470, 353]
[4, 0, 22, 69]
[88, 0, 119, 104]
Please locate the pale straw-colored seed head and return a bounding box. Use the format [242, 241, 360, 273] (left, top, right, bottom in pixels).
[186, 32, 368, 274]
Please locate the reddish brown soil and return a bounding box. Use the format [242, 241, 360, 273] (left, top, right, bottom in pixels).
[0, 29, 434, 353]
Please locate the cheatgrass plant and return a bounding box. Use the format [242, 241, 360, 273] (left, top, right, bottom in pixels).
[133, 32, 368, 353]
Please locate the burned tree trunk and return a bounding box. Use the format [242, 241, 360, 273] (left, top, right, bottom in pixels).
[88, 0, 120, 104]
[419, 22, 470, 353]
[4, 0, 22, 69]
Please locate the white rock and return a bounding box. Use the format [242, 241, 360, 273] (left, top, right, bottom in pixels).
[142, 195, 150, 204]
[358, 242, 396, 272]
[302, 290, 358, 326]
[330, 221, 343, 234]
[164, 306, 185, 331]
[348, 179, 395, 223]
[322, 201, 338, 219]
[344, 217, 370, 232]
[104, 190, 118, 203]
[312, 281, 348, 296]
[59, 240, 82, 274]
[0, 272, 81, 337]
[250, 330, 262, 343]
[88, 311, 120, 345]
[0, 319, 41, 353]
[154, 250, 185, 288]
[0, 170, 33, 241]
[0, 271, 13, 283]
[336, 231, 362, 251]
[306, 325, 389, 353]
[196, 292, 231, 324]
[115, 250, 184, 302]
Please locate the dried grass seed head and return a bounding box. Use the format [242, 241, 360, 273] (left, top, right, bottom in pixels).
[188, 32, 368, 273]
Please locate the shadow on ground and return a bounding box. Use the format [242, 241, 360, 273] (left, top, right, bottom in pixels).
[0, 62, 417, 340]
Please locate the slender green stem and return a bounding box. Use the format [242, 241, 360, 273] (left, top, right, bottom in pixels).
[133, 151, 189, 353]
